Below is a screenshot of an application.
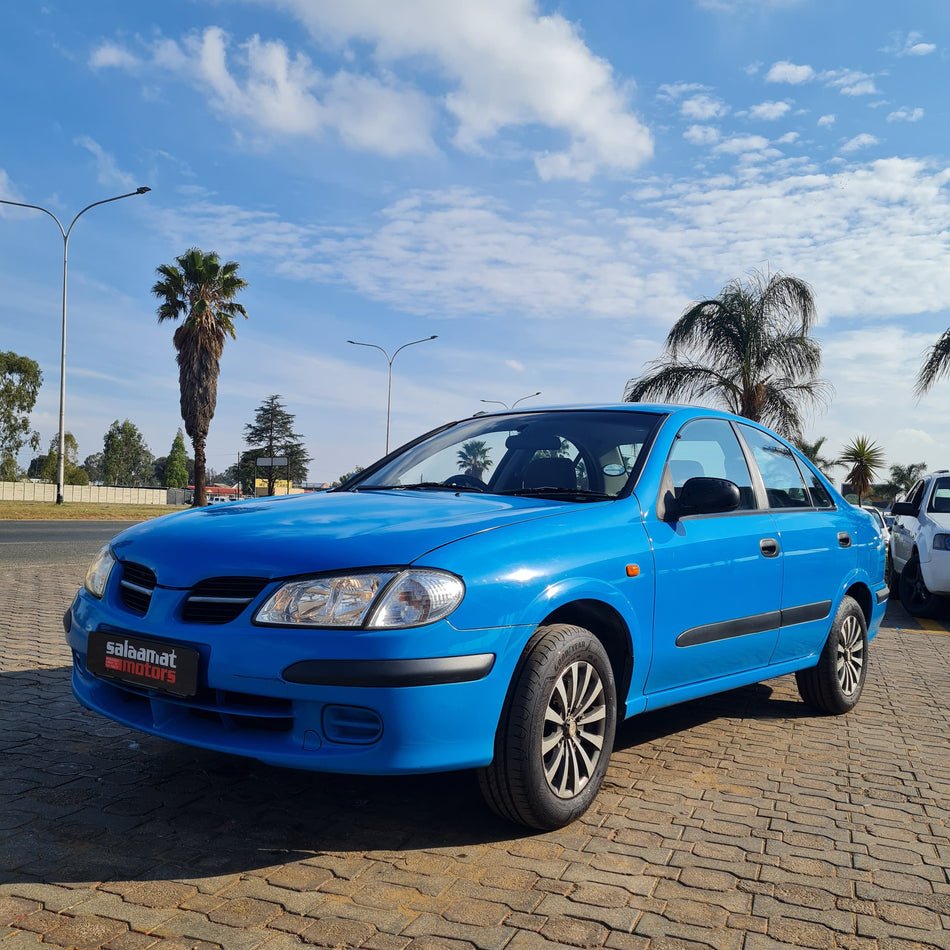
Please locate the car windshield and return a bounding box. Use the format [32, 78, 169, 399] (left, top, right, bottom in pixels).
[927, 477, 950, 514]
[342, 409, 663, 500]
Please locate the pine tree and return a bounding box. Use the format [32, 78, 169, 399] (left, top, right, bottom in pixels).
[243, 395, 311, 495]
[164, 430, 190, 488]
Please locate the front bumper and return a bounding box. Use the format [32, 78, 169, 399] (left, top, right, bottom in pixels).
[920, 545, 950, 596]
[65, 588, 528, 774]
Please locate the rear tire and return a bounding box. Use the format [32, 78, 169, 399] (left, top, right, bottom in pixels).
[478, 624, 616, 830]
[795, 595, 867, 714]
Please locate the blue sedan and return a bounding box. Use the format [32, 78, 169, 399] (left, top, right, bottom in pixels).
[65, 405, 888, 829]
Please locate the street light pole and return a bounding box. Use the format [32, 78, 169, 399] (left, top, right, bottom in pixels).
[0, 186, 151, 503]
[347, 335, 438, 454]
[479, 391, 542, 411]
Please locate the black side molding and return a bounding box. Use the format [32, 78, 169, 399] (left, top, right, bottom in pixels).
[283, 654, 496, 688]
[677, 601, 832, 648]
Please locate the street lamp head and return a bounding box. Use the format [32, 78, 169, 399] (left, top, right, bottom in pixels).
[135, 186, 151, 195]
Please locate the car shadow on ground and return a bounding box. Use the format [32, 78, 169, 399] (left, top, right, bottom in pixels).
[1, 665, 823, 887]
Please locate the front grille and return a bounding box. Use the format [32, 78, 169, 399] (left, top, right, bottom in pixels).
[182, 577, 270, 624]
[100, 674, 294, 733]
[119, 562, 157, 615]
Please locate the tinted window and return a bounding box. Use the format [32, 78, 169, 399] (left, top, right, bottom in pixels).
[740, 425, 809, 509]
[667, 419, 756, 509]
[803, 468, 836, 509]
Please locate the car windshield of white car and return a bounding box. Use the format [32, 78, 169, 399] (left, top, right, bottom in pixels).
[927, 478, 950, 513]
[346, 410, 664, 500]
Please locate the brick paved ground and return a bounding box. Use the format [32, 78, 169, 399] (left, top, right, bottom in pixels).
[1, 553, 949, 949]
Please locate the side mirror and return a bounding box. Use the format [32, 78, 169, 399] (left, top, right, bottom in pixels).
[669, 477, 741, 519]
[890, 501, 918, 516]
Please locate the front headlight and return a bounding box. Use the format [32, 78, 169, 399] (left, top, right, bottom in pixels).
[934, 534, 950, 552]
[254, 569, 464, 628]
[84, 545, 116, 599]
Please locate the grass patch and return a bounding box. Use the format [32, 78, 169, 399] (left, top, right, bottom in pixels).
[0, 501, 189, 521]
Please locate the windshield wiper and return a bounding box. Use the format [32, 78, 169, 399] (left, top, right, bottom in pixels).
[353, 482, 486, 493]
[498, 487, 613, 501]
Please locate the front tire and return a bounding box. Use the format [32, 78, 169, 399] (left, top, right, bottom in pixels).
[795, 595, 867, 714]
[478, 624, 617, 830]
[899, 551, 943, 618]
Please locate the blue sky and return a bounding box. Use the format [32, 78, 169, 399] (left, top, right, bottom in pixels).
[2, 0, 949, 486]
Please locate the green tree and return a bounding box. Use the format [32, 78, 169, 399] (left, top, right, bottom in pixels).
[623, 269, 830, 439]
[883, 461, 928, 503]
[838, 436, 885, 506]
[152, 247, 248, 507]
[330, 466, 365, 488]
[0, 350, 42, 481]
[457, 440, 493, 480]
[163, 429, 190, 488]
[36, 432, 88, 485]
[82, 452, 104, 485]
[243, 394, 311, 495]
[101, 419, 154, 487]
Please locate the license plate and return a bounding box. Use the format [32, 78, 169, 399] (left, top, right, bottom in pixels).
[86, 631, 199, 698]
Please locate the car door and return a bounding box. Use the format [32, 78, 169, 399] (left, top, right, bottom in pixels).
[891, 479, 925, 572]
[642, 418, 783, 697]
[737, 424, 851, 665]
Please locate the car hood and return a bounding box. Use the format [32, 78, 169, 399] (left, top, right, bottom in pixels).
[110, 490, 594, 587]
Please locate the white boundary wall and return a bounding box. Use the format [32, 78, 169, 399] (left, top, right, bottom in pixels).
[0, 482, 181, 505]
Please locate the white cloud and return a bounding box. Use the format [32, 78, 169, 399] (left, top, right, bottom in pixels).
[74, 136, 137, 189]
[824, 69, 879, 97]
[89, 41, 140, 70]
[766, 61, 815, 84]
[683, 125, 720, 146]
[713, 134, 771, 155]
[235, 0, 654, 181]
[747, 100, 792, 121]
[882, 31, 936, 57]
[681, 93, 728, 121]
[840, 133, 879, 154]
[817, 114, 835, 128]
[144, 158, 950, 388]
[657, 82, 708, 100]
[0, 168, 21, 203]
[776, 132, 799, 145]
[97, 28, 437, 155]
[887, 107, 924, 123]
[505, 359, 525, 371]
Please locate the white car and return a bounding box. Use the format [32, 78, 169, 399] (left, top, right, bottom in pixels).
[889, 471, 950, 617]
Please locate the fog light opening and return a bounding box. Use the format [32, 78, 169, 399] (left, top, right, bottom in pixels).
[322, 705, 383, 745]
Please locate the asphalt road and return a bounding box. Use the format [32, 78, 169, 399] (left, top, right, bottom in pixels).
[0, 521, 136, 566]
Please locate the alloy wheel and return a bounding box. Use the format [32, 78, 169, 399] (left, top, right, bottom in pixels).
[541, 659, 608, 799]
[835, 613, 865, 696]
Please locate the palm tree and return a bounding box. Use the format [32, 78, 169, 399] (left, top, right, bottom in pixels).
[457, 440, 493, 480]
[915, 329, 950, 398]
[152, 248, 248, 507]
[791, 435, 836, 474]
[624, 269, 831, 439]
[883, 461, 927, 504]
[838, 436, 885, 506]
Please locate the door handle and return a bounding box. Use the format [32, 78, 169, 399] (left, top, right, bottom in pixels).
[760, 538, 780, 558]
[838, 532, 852, 548]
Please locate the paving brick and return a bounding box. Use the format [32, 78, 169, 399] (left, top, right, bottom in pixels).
[5, 557, 950, 950]
[42, 914, 129, 948]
